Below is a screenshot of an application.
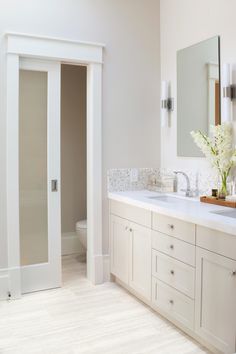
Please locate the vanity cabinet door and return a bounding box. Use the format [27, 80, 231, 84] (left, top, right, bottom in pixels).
[129, 223, 151, 301]
[195, 247, 236, 354]
[110, 215, 129, 285]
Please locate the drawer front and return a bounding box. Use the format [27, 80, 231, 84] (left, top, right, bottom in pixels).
[152, 231, 195, 267]
[152, 213, 195, 244]
[196, 225, 236, 260]
[152, 250, 195, 298]
[110, 200, 151, 228]
[152, 277, 194, 330]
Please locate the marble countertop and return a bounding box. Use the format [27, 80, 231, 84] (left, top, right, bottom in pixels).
[108, 190, 236, 236]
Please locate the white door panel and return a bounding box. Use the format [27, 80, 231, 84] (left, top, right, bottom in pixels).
[110, 215, 129, 284]
[19, 59, 61, 293]
[195, 247, 236, 353]
[129, 222, 151, 300]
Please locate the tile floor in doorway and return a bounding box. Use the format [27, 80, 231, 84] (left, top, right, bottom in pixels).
[0, 255, 210, 354]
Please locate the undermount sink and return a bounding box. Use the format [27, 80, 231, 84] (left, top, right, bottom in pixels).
[148, 195, 182, 203]
[211, 209, 236, 219]
[147, 194, 198, 203]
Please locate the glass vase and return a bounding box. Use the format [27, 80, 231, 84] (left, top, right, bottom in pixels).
[218, 172, 229, 199]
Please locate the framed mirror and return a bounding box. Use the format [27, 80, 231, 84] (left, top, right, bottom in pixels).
[177, 36, 221, 157]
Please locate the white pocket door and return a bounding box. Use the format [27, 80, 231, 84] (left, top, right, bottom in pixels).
[19, 59, 61, 294]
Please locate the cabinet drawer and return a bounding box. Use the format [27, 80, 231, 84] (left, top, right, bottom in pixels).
[152, 231, 195, 267]
[152, 213, 195, 244]
[110, 200, 151, 228]
[152, 250, 195, 298]
[196, 225, 236, 260]
[152, 278, 194, 330]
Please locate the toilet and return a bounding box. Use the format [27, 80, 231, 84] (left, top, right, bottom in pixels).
[76, 219, 87, 250]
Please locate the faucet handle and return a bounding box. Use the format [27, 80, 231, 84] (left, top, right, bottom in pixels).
[181, 188, 201, 198]
[180, 188, 194, 197]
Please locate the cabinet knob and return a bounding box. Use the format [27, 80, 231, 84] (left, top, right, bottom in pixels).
[170, 244, 174, 250]
[168, 224, 174, 230]
[170, 270, 175, 275]
[169, 299, 174, 305]
[129, 228, 133, 232]
[230, 270, 236, 276]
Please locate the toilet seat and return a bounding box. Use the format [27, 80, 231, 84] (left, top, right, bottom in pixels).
[76, 219, 87, 230]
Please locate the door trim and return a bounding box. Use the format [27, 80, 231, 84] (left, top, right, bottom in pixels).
[4, 33, 104, 298]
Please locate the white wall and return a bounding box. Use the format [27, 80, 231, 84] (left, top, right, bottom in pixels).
[160, 0, 236, 173]
[0, 0, 160, 269]
[61, 64, 87, 234]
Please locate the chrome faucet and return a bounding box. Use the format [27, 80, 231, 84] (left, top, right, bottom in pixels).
[173, 171, 192, 197]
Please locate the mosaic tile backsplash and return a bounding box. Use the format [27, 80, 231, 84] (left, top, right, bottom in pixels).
[107, 167, 218, 196]
[107, 168, 159, 192]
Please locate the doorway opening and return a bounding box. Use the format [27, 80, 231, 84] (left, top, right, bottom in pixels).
[60, 64, 87, 284]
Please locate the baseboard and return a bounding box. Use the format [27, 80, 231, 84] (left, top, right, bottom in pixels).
[0, 269, 9, 300]
[86, 253, 110, 284]
[61, 232, 86, 256]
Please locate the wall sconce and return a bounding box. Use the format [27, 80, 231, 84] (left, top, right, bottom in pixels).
[222, 63, 236, 122]
[161, 80, 174, 127]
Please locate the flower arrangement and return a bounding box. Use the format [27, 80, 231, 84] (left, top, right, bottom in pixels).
[191, 123, 236, 197]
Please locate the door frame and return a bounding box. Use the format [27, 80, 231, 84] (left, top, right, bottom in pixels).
[5, 32, 104, 298]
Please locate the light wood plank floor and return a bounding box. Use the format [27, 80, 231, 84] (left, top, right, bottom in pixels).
[0, 255, 211, 354]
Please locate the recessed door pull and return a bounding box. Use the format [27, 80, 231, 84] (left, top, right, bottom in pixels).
[51, 179, 58, 192]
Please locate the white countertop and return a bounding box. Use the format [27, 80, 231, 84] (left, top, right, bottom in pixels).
[108, 190, 236, 236]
